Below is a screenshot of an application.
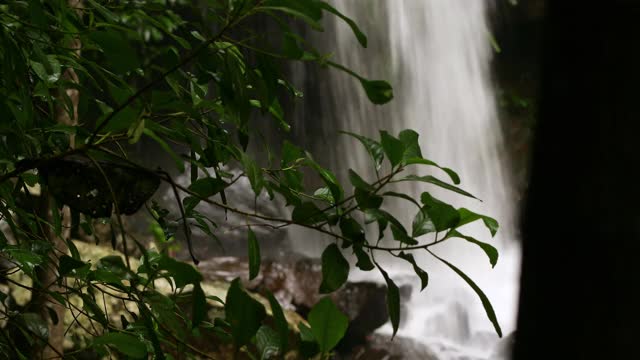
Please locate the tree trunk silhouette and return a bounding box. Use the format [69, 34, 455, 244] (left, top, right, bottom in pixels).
[514, 1, 640, 359]
[34, 1, 83, 358]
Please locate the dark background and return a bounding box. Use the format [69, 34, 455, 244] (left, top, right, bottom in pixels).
[515, 1, 640, 358]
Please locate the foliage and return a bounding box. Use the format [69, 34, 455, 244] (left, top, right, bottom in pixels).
[0, 0, 502, 359]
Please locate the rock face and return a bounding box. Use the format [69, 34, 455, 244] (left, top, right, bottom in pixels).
[337, 333, 440, 360]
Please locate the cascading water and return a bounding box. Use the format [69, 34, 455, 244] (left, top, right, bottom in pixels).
[289, 1, 521, 359]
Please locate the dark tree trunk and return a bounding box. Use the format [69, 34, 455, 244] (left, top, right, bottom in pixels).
[514, 1, 640, 359]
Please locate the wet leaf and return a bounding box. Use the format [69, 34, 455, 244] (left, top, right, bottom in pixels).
[457, 208, 499, 237]
[59, 255, 87, 277]
[380, 130, 405, 167]
[421, 192, 461, 232]
[354, 245, 374, 271]
[361, 79, 394, 105]
[403, 157, 461, 184]
[398, 252, 429, 291]
[248, 227, 261, 280]
[339, 131, 384, 169]
[431, 251, 502, 337]
[348, 169, 373, 191]
[267, 291, 289, 353]
[319, 244, 349, 293]
[192, 283, 207, 328]
[157, 256, 202, 288]
[292, 201, 327, 225]
[308, 297, 349, 353]
[403, 175, 477, 199]
[446, 230, 499, 267]
[319, 2, 367, 47]
[377, 266, 400, 338]
[412, 207, 436, 237]
[225, 278, 267, 347]
[93, 332, 147, 359]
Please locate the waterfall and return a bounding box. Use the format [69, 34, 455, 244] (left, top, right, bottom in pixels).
[289, 1, 521, 358]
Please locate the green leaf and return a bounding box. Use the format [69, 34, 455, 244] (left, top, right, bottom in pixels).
[8, 249, 44, 277]
[188, 177, 229, 209]
[20, 173, 39, 187]
[225, 278, 267, 347]
[361, 79, 394, 105]
[353, 245, 374, 271]
[382, 191, 422, 208]
[365, 208, 406, 240]
[390, 223, 418, 245]
[348, 169, 373, 191]
[397, 252, 429, 291]
[30, 57, 61, 84]
[297, 323, 319, 358]
[319, 244, 349, 293]
[403, 175, 477, 199]
[59, 255, 87, 277]
[355, 188, 383, 210]
[260, 6, 323, 31]
[256, 325, 281, 359]
[457, 208, 499, 237]
[192, 283, 207, 328]
[339, 131, 384, 170]
[80, 293, 108, 326]
[97, 256, 131, 279]
[308, 297, 349, 353]
[157, 256, 203, 288]
[403, 158, 461, 184]
[292, 201, 327, 225]
[93, 332, 148, 359]
[248, 227, 261, 280]
[28, 1, 47, 27]
[319, 2, 367, 47]
[313, 187, 335, 204]
[282, 31, 304, 59]
[241, 153, 264, 195]
[127, 117, 145, 144]
[339, 217, 366, 247]
[377, 266, 400, 338]
[412, 207, 436, 237]
[306, 156, 343, 202]
[90, 29, 140, 73]
[430, 251, 502, 337]
[420, 192, 461, 232]
[267, 292, 289, 353]
[398, 129, 423, 160]
[446, 230, 499, 268]
[86, 0, 119, 22]
[380, 131, 405, 167]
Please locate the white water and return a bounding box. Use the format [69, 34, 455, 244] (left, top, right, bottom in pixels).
[290, 1, 521, 358]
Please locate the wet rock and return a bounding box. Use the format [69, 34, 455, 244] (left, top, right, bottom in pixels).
[337, 333, 440, 360]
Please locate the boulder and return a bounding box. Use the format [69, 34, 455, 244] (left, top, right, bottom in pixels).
[337, 333, 440, 360]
